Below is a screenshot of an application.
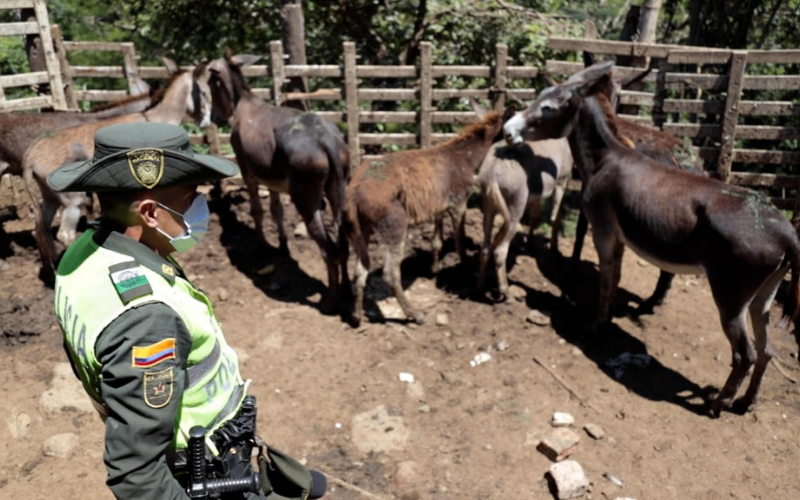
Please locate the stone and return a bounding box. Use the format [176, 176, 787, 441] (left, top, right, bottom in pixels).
[351, 405, 409, 453]
[43, 433, 80, 458]
[507, 285, 527, 300]
[584, 423, 606, 440]
[435, 313, 450, 326]
[217, 288, 230, 302]
[495, 339, 509, 352]
[548, 460, 589, 499]
[418, 404, 431, 413]
[39, 363, 94, 415]
[293, 222, 308, 238]
[552, 412, 575, 427]
[7, 411, 31, 439]
[526, 309, 551, 326]
[537, 427, 581, 462]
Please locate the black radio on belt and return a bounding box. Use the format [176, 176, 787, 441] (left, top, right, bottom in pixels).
[186, 424, 261, 499]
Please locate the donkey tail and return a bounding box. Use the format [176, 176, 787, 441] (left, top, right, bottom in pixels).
[778, 237, 800, 329]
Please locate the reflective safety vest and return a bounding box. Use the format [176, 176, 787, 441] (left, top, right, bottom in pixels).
[55, 229, 247, 454]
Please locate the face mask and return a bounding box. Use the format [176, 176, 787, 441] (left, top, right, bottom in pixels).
[155, 194, 210, 253]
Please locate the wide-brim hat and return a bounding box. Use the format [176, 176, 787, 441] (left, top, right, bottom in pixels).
[47, 122, 239, 193]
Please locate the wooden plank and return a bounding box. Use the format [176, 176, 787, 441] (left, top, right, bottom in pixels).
[357, 65, 416, 78]
[663, 99, 724, 114]
[494, 43, 508, 111]
[618, 90, 655, 106]
[240, 65, 270, 78]
[0, 67, 5, 103]
[419, 42, 433, 148]
[0, 95, 51, 111]
[358, 89, 417, 101]
[432, 65, 491, 78]
[432, 89, 492, 100]
[433, 111, 480, 124]
[121, 43, 141, 95]
[284, 88, 342, 101]
[70, 66, 125, 78]
[315, 111, 344, 122]
[669, 49, 800, 65]
[431, 133, 457, 144]
[662, 123, 721, 138]
[746, 50, 800, 64]
[0, 71, 49, 88]
[360, 133, 417, 146]
[548, 37, 730, 59]
[663, 73, 800, 91]
[270, 41, 286, 106]
[717, 50, 747, 182]
[138, 66, 175, 79]
[732, 149, 800, 165]
[33, 0, 68, 110]
[204, 123, 221, 156]
[741, 75, 800, 90]
[73, 89, 128, 101]
[61, 41, 129, 52]
[0, 0, 35, 8]
[546, 60, 659, 83]
[617, 114, 655, 126]
[50, 25, 78, 110]
[359, 111, 416, 123]
[284, 64, 341, 78]
[506, 89, 538, 101]
[734, 126, 800, 140]
[506, 67, 539, 79]
[0, 22, 39, 36]
[730, 172, 800, 188]
[252, 88, 272, 100]
[344, 42, 360, 170]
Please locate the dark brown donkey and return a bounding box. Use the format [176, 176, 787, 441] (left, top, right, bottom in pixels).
[568, 60, 706, 313]
[208, 52, 349, 310]
[346, 105, 516, 326]
[503, 61, 800, 417]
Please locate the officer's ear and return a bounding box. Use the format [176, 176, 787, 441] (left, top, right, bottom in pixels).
[136, 199, 160, 228]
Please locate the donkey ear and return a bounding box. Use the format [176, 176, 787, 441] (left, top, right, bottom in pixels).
[470, 98, 488, 119]
[161, 56, 179, 74]
[501, 105, 517, 122]
[230, 54, 262, 68]
[129, 74, 150, 96]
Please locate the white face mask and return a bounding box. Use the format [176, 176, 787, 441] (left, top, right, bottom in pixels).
[155, 194, 210, 253]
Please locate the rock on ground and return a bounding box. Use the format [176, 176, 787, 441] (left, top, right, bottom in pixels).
[43, 433, 80, 458]
[549, 460, 589, 499]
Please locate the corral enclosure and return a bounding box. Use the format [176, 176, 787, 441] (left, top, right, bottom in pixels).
[5, 25, 798, 213]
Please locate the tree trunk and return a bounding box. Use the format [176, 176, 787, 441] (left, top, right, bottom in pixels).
[20, 8, 50, 96]
[638, 0, 662, 44]
[280, 0, 308, 111]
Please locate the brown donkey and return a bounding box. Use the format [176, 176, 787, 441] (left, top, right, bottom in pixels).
[208, 52, 349, 310]
[346, 104, 516, 325]
[503, 61, 800, 417]
[23, 59, 213, 282]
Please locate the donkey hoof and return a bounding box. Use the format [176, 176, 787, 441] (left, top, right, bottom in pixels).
[731, 397, 757, 415]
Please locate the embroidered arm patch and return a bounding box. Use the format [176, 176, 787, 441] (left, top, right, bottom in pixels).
[132, 338, 176, 368]
[109, 261, 153, 305]
[144, 367, 174, 408]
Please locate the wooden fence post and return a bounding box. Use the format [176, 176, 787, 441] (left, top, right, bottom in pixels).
[494, 44, 508, 111]
[32, 0, 67, 110]
[344, 42, 360, 170]
[270, 41, 286, 106]
[717, 50, 747, 183]
[50, 25, 78, 110]
[419, 41, 433, 148]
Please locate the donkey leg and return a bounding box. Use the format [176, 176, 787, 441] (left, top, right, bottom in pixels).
[268, 189, 289, 253]
[638, 271, 674, 314]
[56, 193, 84, 249]
[303, 208, 340, 313]
[243, 174, 267, 243]
[737, 264, 787, 412]
[493, 218, 519, 302]
[569, 207, 589, 276]
[711, 310, 755, 417]
[352, 237, 370, 326]
[450, 202, 468, 264]
[431, 216, 444, 275]
[526, 198, 542, 250]
[477, 206, 497, 292]
[591, 234, 623, 330]
[385, 236, 424, 324]
[549, 183, 566, 253]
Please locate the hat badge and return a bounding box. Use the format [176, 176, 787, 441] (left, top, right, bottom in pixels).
[127, 148, 165, 189]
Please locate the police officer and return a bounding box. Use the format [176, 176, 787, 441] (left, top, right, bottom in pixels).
[48, 122, 325, 500]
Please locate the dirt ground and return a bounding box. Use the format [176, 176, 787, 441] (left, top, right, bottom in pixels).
[2, 173, 800, 500]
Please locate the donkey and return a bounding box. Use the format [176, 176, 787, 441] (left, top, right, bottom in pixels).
[476, 138, 574, 299]
[0, 76, 152, 179]
[23, 58, 212, 281]
[345, 104, 516, 326]
[207, 51, 349, 311]
[567, 60, 706, 313]
[503, 60, 800, 417]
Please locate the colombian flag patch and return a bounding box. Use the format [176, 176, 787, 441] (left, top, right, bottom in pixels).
[132, 338, 176, 368]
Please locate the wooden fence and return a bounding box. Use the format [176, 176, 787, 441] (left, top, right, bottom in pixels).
[544, 37, 800, 210]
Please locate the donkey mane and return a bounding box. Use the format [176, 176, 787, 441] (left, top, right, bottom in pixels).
[223, 55, 251, 104]
[441, 111, 502, 147]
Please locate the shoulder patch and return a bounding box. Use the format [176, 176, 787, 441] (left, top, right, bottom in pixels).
[143, 367, 174, 408]
[109, 261, 153, 305]
[133, 338, 176, 368]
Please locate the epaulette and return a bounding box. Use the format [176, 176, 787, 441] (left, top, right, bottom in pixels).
[109, 260, 154, 305]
